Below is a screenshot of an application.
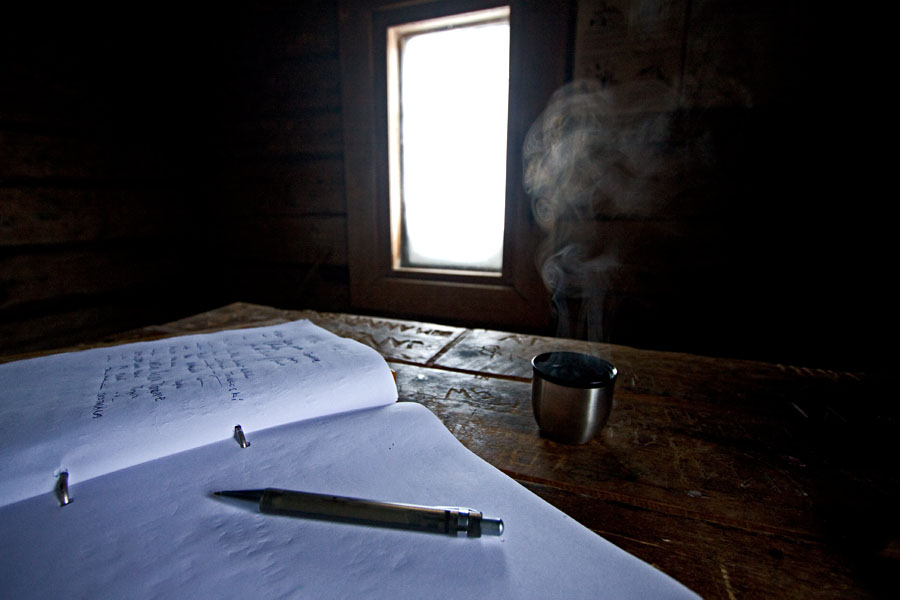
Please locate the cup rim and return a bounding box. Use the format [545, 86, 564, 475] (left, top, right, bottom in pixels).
[531, 351, 617, 388]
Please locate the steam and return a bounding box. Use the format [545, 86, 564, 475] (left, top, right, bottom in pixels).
[523, 79, 683, 341]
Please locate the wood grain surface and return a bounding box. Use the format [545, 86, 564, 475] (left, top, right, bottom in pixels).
[5, 302, 891, 598]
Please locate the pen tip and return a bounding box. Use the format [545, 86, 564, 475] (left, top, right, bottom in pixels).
[213, 489, 266, 502]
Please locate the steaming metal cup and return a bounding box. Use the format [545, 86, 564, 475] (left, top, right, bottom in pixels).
[531, 352, 617, 444]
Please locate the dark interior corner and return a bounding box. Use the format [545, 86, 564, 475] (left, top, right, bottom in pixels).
[0, 1, 885, 372]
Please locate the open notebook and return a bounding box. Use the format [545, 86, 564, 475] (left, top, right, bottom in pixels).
[0, 320, 697, 599]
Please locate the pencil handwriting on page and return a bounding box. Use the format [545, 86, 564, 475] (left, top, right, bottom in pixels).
[91, 333, 319, 418]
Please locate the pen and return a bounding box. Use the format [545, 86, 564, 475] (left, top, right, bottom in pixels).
[214, 488, 504, 538]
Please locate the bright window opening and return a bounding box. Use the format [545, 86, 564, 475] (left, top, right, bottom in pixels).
[387, 7, 510, 273]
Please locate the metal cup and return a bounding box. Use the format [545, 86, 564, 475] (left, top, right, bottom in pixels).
[531, 352, 617, 444]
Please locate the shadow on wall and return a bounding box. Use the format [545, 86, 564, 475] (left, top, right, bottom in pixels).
[522, 77, 877, 370]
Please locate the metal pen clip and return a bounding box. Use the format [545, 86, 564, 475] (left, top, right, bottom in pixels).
[56, 471, 70, 506]
[234, 425, 250, 448]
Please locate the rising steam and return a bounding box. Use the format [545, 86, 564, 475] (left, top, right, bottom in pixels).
[523, 79, 683, 340]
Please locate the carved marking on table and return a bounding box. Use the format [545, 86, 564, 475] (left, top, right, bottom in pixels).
[476, 344, 534, 364]
[444, 387, 497, 401]
[633, 430, 658, 446]
[719, 563, 738, 600]
[385, 337, 426, 349]
[327, 315, 457, 338]
[496, 334, 540, 346]
[415, 328, 456, 337]
[353, 333, 426, 352]
[508, 447, 537, 468]
[776, 363, 862, 381]
[551, 454, 569, 473]
[479, 345, 501, 358]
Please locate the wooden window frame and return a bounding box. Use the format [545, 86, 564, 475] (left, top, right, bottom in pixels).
[339, 0, 572, 330]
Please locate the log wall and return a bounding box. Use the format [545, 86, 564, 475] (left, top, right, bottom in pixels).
[0, 1, 883, 369]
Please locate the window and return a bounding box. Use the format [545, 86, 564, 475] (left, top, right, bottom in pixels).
[339, 0, 572, 330]
[388, 8, 509, 272]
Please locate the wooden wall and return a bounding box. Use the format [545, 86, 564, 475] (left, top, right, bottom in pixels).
[1, 2, 349, 356]
[551, 0, 883, 369]
[1, 1, 883, 369]
[1, 6, 212, 354]
[201, 2, 352, 313]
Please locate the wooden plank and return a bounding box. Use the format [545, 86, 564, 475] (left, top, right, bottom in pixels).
[0, 126, 194, 182]
[573, 0, 687, 112]
[95, 304, 469, 366]
[0, 69, 88, 131]
[521, 480, 871, 600]
[389, 361, 882, 538]
[0, 244, 187, 312]
[213, 157, 345, 212]
[534, 220, 736, 312]
[1, 303, 320, 362]
[219, 214, 348, 266]
[117, 302, 303, 338]
[305, 312, 466, 364]
[222, 264, 352, 314]
[0, 187, 190, 246]
[246, 56, 343, 112]
[231, 2, 339, 59]
[0, 130, 106, 180]
[222, 112, 343, 159]
[69, 303, 469, 366]
[0, 294, 210, 360]
[681, 0, 784, 109]
[542, 218, 728, 263]
[433, 328, 869, 396]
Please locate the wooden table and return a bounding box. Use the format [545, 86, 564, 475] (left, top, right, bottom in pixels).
[6, 302, 892, 598]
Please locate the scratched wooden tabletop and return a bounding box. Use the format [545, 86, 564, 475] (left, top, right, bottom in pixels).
[9, 302, 892, 599]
